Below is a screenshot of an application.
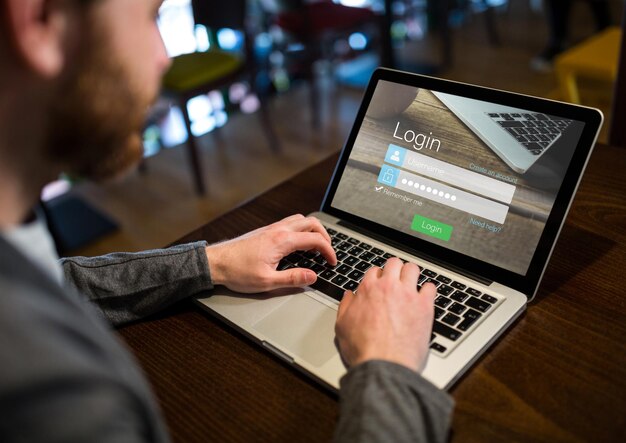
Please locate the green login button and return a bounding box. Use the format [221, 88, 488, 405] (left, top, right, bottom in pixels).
[411, 215, 453, 241]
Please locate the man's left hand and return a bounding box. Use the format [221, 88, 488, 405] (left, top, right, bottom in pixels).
[205, 214, 337, 293]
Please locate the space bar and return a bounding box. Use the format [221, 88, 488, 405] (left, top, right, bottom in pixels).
[310, 278, 345, 302]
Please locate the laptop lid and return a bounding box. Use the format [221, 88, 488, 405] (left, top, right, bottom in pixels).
[321, 68, 603, 299]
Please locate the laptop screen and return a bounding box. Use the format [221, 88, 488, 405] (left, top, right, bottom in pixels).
[326, 75, 596, 283]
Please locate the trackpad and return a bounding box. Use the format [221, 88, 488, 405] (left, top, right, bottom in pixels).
[252, 295, 337, 367]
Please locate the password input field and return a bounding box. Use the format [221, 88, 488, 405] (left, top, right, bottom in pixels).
[384, 145, 516, 204]
[377, 165, 509, 224]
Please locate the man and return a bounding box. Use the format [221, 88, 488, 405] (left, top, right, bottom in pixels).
[0, 0, 453, 441]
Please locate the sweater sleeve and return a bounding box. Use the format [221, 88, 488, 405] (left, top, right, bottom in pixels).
[60, 241, 213, 327]
[334, 360, 454, 443]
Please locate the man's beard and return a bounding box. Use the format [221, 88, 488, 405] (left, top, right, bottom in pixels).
[45, 28, 155, 182]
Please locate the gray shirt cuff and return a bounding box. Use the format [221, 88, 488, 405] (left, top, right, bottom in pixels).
[334, 360, 454, 443]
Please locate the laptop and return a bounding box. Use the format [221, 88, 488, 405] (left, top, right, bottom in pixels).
[195, 68, 603, 391]
[431, 91, 574, 174]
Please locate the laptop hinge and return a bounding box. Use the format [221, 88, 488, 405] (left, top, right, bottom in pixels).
[337, 220, 493, 286]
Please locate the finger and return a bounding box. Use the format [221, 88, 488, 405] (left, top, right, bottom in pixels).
[381, 257, 403, 280]
[284, 231, 337, 266]
[285, 216, 332, 244]
[270, 268, 317, 289]
[279, 213, 306, 224]
[419, 281, 437, 302]
[361, 264, 383, 285]
[399, 262, 420, 286]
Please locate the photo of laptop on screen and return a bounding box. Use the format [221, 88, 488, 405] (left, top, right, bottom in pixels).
[432, 91, 575, 174]
[195, 68, 603, 391]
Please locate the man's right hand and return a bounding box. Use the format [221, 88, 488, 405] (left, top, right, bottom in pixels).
[334, 258, 437, 373]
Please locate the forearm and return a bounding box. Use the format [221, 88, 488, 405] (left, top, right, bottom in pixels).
[60, 241, 213, 326]
[334, 360, 454, 443]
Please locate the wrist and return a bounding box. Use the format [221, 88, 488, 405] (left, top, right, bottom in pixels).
[205, 244, 227, 286]
[352, 353, 422, 373]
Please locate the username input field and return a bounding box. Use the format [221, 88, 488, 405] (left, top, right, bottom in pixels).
[384, 145, 516, 204]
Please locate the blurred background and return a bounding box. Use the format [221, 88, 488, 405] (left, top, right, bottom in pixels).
[44, 0, 624, 257]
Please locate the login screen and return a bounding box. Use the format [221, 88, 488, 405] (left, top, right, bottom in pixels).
[330, 80, 585, 275]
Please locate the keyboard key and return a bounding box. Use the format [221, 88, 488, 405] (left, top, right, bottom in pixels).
[435, 296, 451, 308]
[465, 296, 491, 313]
[441, 312, 461, 326]
[277, 260, 293, 271]
[347, 269, 364, 281]
[331, 275, 348, 286]
[430, 343, 447, 353]
[336, 264, 352, 275]
[436, 275, 452, 285]
[433, 321, 461, 341]
[337, 242, 352, 251]
[421, 269, 437, 278]
[319, 269, 336, 280]
[285, 252, 303, 264]
[313, 255, 327, 265]
[348, 246, 364, 256]
[457, 309, 482, 331]
[450, 281, 466, 290]
[448, 302, 466, 315]
[382, 252, 394, 259]
[481, 294, 498, 304]
[434, 306, 445, 319]
[326, 228, 337, 236]
[371, 257, 386, 267]
[450, 290, 468, 303]
[331, 238, 341, 247]
[311, 278, 344, 302]
[343, 280, 359, 291]
[371, 248, 384, 255]
[297, 259, 315, 269]
[355, 261, 372, 272]
[348, 237, 360, 245]
[437, 284, 454, 296]
[465, 287, 482, 297]
[359, 242, 372, 250]
[303, 250, 318, 259]
[344, 255, 359, 266]
[360, 251, 375, 261]
[336, 233, 348, 240]
[311, 264, 326, 274]
[336, 251, 348, 261]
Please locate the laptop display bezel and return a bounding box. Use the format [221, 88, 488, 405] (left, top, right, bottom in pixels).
[320, 68, 603, 297]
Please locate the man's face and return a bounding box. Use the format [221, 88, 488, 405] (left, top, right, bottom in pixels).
[46, 0, 170, 181]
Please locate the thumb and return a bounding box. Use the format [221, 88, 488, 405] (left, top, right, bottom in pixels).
[272, 268, 317, 289]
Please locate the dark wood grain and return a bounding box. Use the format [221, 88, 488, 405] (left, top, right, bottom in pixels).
[118, 146, 626, 442]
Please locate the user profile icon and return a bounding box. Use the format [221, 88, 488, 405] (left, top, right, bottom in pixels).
[390, 150, 401, 162]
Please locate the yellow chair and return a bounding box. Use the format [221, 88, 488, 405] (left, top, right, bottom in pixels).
[162, 0, 279, 195]
[554, 26, 622, 104]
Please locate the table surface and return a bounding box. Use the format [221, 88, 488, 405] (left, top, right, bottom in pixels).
[119, 144, 626, 443]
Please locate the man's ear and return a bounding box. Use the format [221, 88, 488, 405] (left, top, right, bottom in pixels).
[4, 0, 69, 78]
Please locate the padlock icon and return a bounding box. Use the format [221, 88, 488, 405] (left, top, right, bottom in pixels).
[382, 168, 394, 184]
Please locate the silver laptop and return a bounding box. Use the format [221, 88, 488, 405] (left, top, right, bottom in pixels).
[195, 68, 603, 391]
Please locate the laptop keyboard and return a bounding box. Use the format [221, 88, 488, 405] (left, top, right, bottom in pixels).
[488, 112, 572, 155]
[277, 225, 501, 355]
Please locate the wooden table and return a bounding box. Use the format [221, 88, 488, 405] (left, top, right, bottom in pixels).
[118, 144, 626, 442]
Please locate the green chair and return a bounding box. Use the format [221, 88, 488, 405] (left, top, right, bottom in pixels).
[162, 0, 280, 195]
